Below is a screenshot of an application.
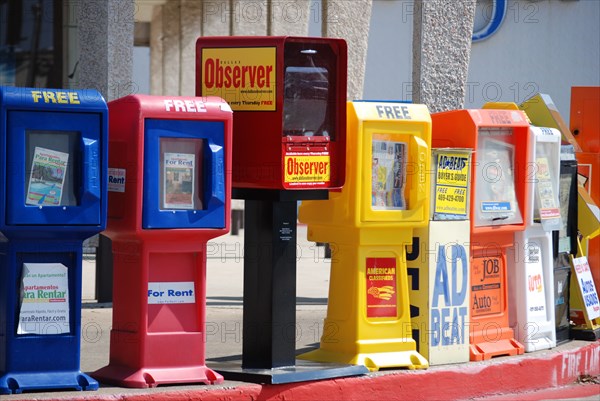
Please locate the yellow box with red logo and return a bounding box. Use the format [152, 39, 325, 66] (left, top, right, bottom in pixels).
[196, 36, 347, 190]
[297, 101, 431, 371]
[300, 101, 431, 237]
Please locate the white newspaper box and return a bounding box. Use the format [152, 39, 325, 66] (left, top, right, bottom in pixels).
[507, 126, 561, 352]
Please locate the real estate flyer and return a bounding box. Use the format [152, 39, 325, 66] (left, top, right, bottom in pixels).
[26, 147, 69, 206]
[535, 156, 562, 231]
[18, 263, 70, 335]
[163, 152, 195, 209]
[371, 139, 407, 210]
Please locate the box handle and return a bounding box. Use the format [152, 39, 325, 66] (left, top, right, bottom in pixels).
[412, 135, 428, 210]
[81, 137, 101, 203]
[208, 142, 225, 206]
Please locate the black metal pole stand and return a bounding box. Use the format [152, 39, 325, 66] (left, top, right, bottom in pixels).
[95, 234, 113, 303]
[243, 198, 298, 369]
[213, 189, 368, 384]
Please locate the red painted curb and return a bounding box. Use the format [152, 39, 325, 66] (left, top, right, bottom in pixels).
[471, 383, 600, 401]
[13, 341, 600, 401]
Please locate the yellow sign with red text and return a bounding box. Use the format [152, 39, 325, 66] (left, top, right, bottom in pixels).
[201, 47, 276, 111]
[284, 155, 330, 184]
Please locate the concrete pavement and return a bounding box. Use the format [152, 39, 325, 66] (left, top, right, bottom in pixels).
[78, 224, 331, 373]
[2, 225, 600, 400]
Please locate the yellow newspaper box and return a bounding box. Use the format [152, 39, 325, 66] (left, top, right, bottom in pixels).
[298, 101, 430, 370]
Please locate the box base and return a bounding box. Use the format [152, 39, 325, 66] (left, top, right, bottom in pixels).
[92, 364, 223, 388]
[0, 370, 98, 395]
[470, 338, 524, 361]
[570, 326, 600, 341]
[297, 348, 429, 372]
[212, 358, 368, 384]
[522, 336, 555, 353]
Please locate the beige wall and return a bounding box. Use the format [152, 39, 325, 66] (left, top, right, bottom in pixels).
[322, 0, 372, 101]
[148, 0, 478, 113]
[148, 0, 372, 100]
[412, 0, 477, 113]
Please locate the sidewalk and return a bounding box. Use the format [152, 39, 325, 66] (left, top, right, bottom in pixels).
[3, 226, 599, 400]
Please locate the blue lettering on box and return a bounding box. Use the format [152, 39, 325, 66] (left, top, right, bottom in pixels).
[432, 245, 468, 307]
[481, 201, 511, 212]
[431, 244, 469, 346]
[147, 282, 195, 304]
[432, 246, 450, 307]
[431, 306, 468, 346]
[167, 289, 194, 297]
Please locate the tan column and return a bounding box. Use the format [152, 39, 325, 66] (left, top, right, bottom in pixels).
[150, 5, 164, 95]
[202, 0, 231, 36]
[322, 0, 373, 100]
[77, 0, 134, 101]
[231, 0, 268, 35]
[412, 0, 477, 112]
[162, 0, 182, 95]
[269, 0, 310, 36]
[180, 0, 203, 96]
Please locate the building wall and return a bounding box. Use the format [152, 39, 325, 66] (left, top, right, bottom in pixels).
[363, 0, 414, 102]
[363, 0, 600, 122]
[141, 0, 598, 121]
[148, 0, 373, 100]
[466, 0, 600, 118]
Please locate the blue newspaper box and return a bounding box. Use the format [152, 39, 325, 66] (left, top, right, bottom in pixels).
[0, 87, 107, 394]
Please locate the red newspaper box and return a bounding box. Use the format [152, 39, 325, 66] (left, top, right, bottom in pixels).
[196, 36, 347, 190]
[92, 95, 232, 387]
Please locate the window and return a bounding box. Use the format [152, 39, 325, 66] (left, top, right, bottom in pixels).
[0, 0, 63, 87]
[282, 42, 337, 139]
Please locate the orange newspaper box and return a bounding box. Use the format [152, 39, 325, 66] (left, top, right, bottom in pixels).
[570, 87, 600, 155]
[432, 109, 530, 361]
[196, 36, 347, 190]
[570, 87, 600, 292]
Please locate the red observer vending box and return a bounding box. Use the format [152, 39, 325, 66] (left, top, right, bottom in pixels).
[196, 36, 347, 190]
